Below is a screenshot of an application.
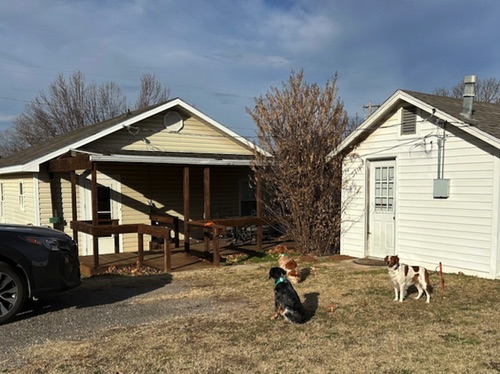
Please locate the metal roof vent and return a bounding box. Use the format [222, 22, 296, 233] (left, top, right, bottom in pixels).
[460, 75, 476, 120]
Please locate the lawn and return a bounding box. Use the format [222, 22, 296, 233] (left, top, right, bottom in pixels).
[3, 256, 500, 374]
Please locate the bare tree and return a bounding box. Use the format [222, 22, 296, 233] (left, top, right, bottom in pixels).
[135, 72, 170, 109]
[0, 70, 170, 156]
[247, 69, 357, 255]
[434, 77, 500, 103]
[86, 81, 127, 124]
[0, 128, 27, 156]
[10, 71, 127, 148]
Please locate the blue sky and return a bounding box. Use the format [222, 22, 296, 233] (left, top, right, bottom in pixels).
[1, 0, 499, 141]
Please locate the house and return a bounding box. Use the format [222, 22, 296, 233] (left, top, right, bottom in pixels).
[337, 76, 500, 279]
[0, 98, 262, 258]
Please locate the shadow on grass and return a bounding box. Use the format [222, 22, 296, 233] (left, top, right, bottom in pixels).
[300, 267, 313, 282]
[13, 272, 173, 323]
[303, 292, 319, 322]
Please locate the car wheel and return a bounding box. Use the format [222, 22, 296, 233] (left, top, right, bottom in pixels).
[0, 262, 26, 325]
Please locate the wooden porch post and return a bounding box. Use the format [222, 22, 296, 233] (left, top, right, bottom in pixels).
[91, 163, 99, 269]
[256, 172, 263, 251]
[70, 171, 78, 243]
[203, 167, 211, 252]
[183, 166, 190, 253]
[138, 232, 144, 265]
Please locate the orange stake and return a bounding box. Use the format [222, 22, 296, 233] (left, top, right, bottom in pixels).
[439, 262, 445, 292]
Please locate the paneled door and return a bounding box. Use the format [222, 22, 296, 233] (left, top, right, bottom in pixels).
[368, 160, 395, 258]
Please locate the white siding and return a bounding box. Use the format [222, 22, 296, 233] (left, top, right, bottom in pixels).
[342, 107, 500, 278]
[340, 157, 367, 258]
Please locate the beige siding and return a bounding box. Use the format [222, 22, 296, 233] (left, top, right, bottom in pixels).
[0, 174, 37, 225]
[94, 164, 251, 252]
[38, 170, 55, 227]
[35, 169, 79, 238]
[81, 112, 253, 155]
[342, 107, 499, 278]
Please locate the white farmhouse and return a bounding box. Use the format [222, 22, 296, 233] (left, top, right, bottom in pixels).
[337, 77, 500, 279]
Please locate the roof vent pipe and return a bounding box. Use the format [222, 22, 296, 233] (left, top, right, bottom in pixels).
[460, 75, 476, 119]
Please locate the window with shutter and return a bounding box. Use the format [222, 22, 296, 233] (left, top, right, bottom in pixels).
[401, 107, 417, 135]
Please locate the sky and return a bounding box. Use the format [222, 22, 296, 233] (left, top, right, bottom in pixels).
[1, 0, 500, 141]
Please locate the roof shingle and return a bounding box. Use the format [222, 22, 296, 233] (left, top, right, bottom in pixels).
[402, 90, 500, 139]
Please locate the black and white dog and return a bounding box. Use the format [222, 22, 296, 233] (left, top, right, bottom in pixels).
[268, 267, 306, 323]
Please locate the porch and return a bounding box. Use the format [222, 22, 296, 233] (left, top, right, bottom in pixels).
[47, 150, 269, 277]
[79, 237, 285, 277]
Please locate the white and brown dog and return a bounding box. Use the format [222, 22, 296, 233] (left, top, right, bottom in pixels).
[384, 255, 433, 303]
[269, 244, 302, 284]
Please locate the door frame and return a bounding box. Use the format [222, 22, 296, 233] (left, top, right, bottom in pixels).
[366, 158, 396, 258]
[79, 172, 122, 255]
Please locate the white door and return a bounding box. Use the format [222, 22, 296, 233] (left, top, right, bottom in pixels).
[368, 160, 395, 258]
[79, 173, 122, 255]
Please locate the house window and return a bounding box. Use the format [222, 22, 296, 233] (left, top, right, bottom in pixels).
[401, 107, 417, 135]
[374, 166, 394, 212]
[19, 181, 25, 211]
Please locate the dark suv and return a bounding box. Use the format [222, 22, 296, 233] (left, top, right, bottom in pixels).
[0, 224, 81, 324]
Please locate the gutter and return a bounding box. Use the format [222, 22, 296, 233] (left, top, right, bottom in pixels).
[88, 153, 253, 166]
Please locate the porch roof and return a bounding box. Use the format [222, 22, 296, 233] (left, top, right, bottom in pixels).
[80, 149, 254, 166]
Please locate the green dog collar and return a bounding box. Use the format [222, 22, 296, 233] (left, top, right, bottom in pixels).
[275, 276, 287, 286]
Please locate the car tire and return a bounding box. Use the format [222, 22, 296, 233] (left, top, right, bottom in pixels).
[0, 262, 26, 325]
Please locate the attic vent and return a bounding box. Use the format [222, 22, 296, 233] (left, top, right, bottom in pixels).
[401, 107, 417, 135]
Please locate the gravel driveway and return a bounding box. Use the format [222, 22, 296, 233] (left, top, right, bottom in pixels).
[0, 272, 234, 364]
[1, 258, 380, 367]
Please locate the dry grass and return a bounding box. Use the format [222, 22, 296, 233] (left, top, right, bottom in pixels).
[3, 259, 500, 374]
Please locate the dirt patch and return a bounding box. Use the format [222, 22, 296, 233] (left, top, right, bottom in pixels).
[299, 254, 318, 262]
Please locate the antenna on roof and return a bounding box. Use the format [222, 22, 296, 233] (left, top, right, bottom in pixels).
[363, 101, 381, 118]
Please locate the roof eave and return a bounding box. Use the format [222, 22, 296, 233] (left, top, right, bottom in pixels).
[0, 98, 264, 174]
[89, 153, 253, 166]
[332, 90, 500, 158]
[331, 89, 404, 157]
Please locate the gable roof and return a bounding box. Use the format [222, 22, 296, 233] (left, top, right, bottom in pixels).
[336, 90, 500, 155]
[0, 98, 261, 173]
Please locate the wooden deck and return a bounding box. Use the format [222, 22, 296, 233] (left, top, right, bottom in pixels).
[79, 239, 285, 277]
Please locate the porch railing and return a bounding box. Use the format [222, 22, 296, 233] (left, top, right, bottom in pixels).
[70, 213, 179, 271]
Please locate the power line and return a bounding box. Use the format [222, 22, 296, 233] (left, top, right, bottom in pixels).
[0, 96, 30, 103]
